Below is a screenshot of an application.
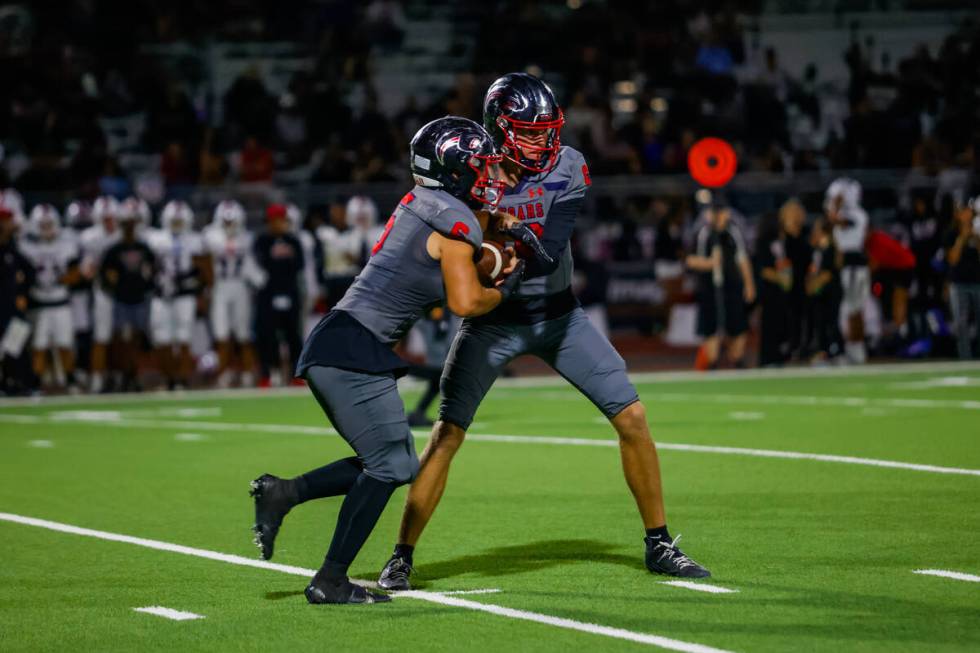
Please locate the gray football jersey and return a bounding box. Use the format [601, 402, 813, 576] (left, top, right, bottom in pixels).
[335, 186, 482, 345]
[497, 146, 590, 298]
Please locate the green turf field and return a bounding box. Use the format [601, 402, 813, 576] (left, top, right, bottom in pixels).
[2, 362, 979, 652]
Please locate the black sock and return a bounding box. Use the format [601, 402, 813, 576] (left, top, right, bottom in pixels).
[321, 473, 397, 579]
[411, 376, 441, 417]
[393, 543, 415, 565]
[646, 525, 671, 542]
[293, 457, 363, 504]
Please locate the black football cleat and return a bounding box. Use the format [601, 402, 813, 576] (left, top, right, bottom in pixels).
[377, 555, 414, 591]
[249, 473, 296, 560]
[305, 577, 391, 605]
[645, 534, 711, 578]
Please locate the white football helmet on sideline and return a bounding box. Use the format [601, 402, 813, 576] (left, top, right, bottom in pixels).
[286, 203, 303, 232]
[824, 178, 862, 213]
[213, 200, 246, 233]
[121, 196, 152, 228]
[28, 204, 62, 241]
[162, 199, 193, 233]
[65, 200, 92, 230]
[91, 196, 121, 230]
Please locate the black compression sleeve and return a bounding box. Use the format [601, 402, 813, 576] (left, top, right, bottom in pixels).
[523, 197, 582, 279]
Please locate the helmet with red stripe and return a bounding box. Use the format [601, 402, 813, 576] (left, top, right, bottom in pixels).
[410, 116, 505, 210]
[483, 72, 564, 174]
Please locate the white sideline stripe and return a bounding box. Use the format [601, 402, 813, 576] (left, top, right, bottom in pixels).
[660, 581, 737, 595]
[2, 413, 978, 478]
[2, 360, 979, 408]
[913, 569, 980, 583]
[396, 591, 731, 653]
[133, 606, 204, 621]
[431, 588, 503, 596]
[463, 434, 980, 477]
[0, 513, 731, 653]
[649, 393, 980, 412]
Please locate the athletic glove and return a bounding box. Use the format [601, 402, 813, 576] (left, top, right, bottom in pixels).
[501, 224, 554, 268]
[496, 259, 525, 301]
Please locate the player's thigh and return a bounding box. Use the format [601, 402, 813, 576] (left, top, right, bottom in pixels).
[724, 291, 748, 336]
[841, 266, 869, 314]
[542, 308, 639, 419]
[150, 298, 173, 345]
[93, 288, 113, 343]
[306, 365, 418, 484]
[210, 287, 230, 341]
[31, 310, 52, 350]
[231, 284, 253, 342]
[50, 306, 74, 349]
[439, 320, 527, 430]
[696, 293, 717, 336]
[172, 296, 196, 344]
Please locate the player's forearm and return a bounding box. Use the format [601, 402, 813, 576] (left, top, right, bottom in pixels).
[685, 255, 714, 271]
[522, 198, 581, 278]
[739, 258, 755, 292]
[448, 287, 502, 317]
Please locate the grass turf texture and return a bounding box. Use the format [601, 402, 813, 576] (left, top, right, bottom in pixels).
[1, 364, 979, 652]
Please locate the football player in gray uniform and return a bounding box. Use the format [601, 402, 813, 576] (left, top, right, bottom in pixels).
[248, 117, 547, 605]
[379, 73, 710, 591]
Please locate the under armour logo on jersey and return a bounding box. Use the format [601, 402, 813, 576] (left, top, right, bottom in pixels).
[527, 187, 545, 198]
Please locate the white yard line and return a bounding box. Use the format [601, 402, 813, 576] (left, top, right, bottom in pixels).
[0, 512, 731, 653]
[660, 581, 738, 595]
[26, 439, 54, 448]
[648, 393, 980, 411]
[913, 569, 980, 583]
[2, 413, 978, 478]
[396, 590, 730, 653]
[133, 606, 204, 621]
[2, 360, 979, 408]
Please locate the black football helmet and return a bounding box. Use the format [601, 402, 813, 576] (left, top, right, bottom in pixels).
[410, 116, 505, 210]
[483, 72, 564, 173]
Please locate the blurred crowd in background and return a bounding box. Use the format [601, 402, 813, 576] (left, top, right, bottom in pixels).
[1, 1, 980, 395]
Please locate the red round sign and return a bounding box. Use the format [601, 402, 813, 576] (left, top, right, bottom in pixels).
[687, 137, 737, 188]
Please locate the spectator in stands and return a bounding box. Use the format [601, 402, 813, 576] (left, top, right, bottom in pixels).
[161, 141, 194, 187]
[253, 204, 304, 387]
[238, 135, 274, 183]
[198, 128, 228, 186]
[945, 199, 980, 359]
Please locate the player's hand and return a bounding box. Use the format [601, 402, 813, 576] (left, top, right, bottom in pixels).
[501, 223, 553, 267]
[15, 295, 27, 312]
[499, 246, 519, 276]
[495, 259, 525, 301]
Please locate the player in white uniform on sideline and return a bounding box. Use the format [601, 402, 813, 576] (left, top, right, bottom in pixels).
[79, 196, 121, 392]
[825, 178, 870, 364]
[286, 203, 323, 334]
[19, 204, 82, 390]
[204, 200, 257, 387]
[147, 200, 208, 389]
